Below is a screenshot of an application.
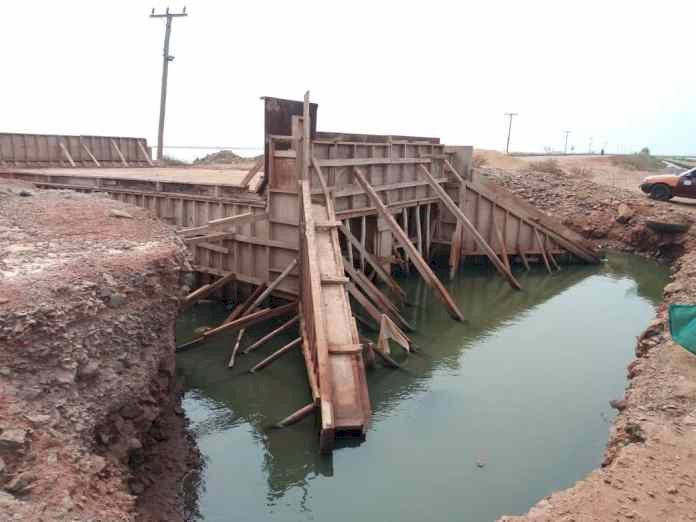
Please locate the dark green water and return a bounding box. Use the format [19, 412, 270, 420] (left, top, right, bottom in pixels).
[176, 253, 669, 522]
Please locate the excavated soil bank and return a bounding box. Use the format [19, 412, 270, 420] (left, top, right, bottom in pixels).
[0, 180, 196, 521]
[483, 166, 696, 521]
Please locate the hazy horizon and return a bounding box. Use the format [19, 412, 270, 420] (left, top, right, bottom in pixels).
[2, 0, 693, 158]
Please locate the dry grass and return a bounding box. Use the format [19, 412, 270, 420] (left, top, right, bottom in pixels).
[611, 154, 662, 171]
[529, 159, 565, 175]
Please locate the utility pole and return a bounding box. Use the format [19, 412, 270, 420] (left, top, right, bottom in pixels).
[150, 7, 188, 161]
[563, 130, 571, 155]
[588, 136, 593, 154]
[504, 112, 518, 155]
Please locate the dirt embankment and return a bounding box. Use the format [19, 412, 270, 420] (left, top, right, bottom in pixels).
[482, 166, 696, 521]
[0, 181, 197, 521]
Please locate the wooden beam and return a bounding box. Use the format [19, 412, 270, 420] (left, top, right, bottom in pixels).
[110, 139, 128, 167]
[59, 142, 76, 167]
[206, 302, 297, 339]
[137, 140, 154, 166]
[249, 337, 301, 373]
[342, 257, 413, 332]
[243, 315, 299, 354]
[80, 141, 101, 167]
[239, 157, 264, 188]
[176, 302, 297, 351]
[338, 223, 406, 301]
[449, 223, 462, 280]
[417, 164, 522, 290]
[317, 157, 431, 168]
[545, 234, 561, 271]
[179, 211, 255, 237]
[377, 314, 411, 355]
[227, 259, 298, 368]
[518, 242, 531, 271]
[181, 271, 236, 310]
[352, 166, 465, 321]
[446, 159, 598, 264]
[534, 228, 553, 274]
[274, 402, 316, 428]
[225, 283, 267, 323]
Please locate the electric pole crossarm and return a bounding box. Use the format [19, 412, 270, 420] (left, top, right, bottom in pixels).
[150, 8, 188, 161]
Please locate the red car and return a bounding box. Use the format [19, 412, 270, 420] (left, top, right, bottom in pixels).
[640, 167, 696, 201]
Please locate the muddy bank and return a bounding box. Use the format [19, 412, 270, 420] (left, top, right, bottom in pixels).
[483, 167, 696, 521]
[0, 180, 196, 521]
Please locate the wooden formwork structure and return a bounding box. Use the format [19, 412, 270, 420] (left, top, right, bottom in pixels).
[0, 132, 153, 168]
[0, 94, 599, 452]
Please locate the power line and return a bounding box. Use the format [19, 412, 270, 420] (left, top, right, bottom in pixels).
[150, 7, 188, 161]
[504, 112, 518, 155]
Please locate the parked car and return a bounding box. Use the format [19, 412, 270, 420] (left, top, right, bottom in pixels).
[640, 167, 696, 201]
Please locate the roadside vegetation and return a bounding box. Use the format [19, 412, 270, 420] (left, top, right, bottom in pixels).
[611, 148, 663, 171]
[528, 158, 565, 175]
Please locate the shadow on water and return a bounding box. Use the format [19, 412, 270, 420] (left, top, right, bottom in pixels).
[176, 252, 668, 522]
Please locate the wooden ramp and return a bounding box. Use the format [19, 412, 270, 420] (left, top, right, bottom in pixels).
[298, 178, 370, 450]
[296, 103, 370, 451]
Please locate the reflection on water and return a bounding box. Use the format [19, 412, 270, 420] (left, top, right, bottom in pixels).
[176, 253, 669, 522]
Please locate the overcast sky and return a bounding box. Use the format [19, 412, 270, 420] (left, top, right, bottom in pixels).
[2, 0, 693, 158]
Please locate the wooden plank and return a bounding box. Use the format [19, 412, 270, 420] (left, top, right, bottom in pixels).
[317, 157, 431, 167]
[445, 159, 598, 264]
[243, 315, 299, 354]
[249, 337, 301, 373]
[417, 164, 522, 290]
[179, 211, 255, 237]
[352, 166, 465, 321]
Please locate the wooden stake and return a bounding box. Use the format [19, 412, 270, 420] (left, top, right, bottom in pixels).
[545, 234, 561, 271]
[243, 315, 299, 354]
[352, 166, 465, 321]
[518, 242, 531, 271]
[249, 337, 301, 373]
[425, 203, 432, 259]
[416, 205, 423, 256]
[344, 220, 354, 267]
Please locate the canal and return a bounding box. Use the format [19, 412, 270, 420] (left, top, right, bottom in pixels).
[176, 253, 669, 521]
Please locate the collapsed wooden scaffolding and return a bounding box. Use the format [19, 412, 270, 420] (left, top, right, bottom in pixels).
[175, 93, 599, 453]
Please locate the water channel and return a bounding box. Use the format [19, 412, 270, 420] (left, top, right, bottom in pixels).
[176, 253, 669, 522]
